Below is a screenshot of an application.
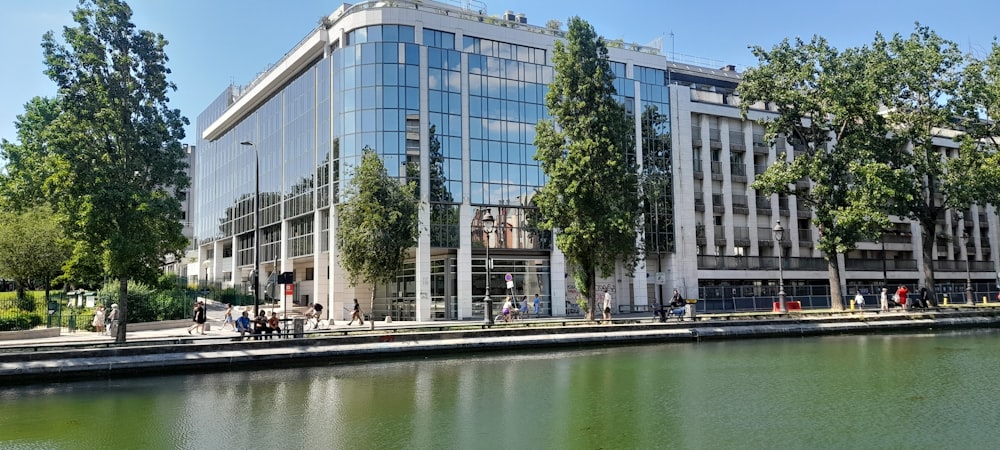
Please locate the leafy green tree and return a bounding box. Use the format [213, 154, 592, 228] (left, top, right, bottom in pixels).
[739, 36, 905, 310]
[876, 25, 975, 299]
[336, 148, 419, 329]
[952, 41, 1000, 208]
[533, 17, 640, 320]
[0, 97, 63, 210]
[0, 206, 72, 307]
[18, 0, 189, 342]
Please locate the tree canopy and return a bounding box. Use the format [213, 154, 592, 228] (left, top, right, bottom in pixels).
[0, 206, 72, 304]
[739, 36, 906, 310]
[1, 0, 190, 341]
[533, 17, 640, 319]
[336, 147, 419, 327]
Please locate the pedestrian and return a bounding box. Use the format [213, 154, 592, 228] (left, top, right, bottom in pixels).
[268, 312, 281, 338]
[501, 296, 512, 322]
[854, 291, 865, 311]
[519, 296, 529, 318]
[896, 285, 909, 311]
[533, 293, 541, 318]
[602, 289, 612, 323]
[349, 298, 364, 326]
[92, 306, 105, 334]
[235, 311, 253, 339]
[186, 301, 200, 334]
[880, 288, 889, 312]
[221, 304, 234, 331]
[106, 303, 120, 337]
[919, 287, 930, 309]
[669, 289, 685, 320]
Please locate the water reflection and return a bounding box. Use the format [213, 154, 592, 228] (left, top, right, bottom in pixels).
[2, 330, 999, 449]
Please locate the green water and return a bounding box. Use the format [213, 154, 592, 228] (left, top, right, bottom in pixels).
[1, 330, 998, 449]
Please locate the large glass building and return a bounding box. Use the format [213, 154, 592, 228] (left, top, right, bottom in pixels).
[194, 0, 678, 321]
[194, 0, 999, 321]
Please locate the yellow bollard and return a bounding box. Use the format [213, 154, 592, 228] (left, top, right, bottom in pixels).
[943, 296, 949, 305]
[984, 296, 989, 305]
[850, 301, 855, 311]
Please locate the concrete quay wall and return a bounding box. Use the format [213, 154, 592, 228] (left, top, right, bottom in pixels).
[1, 311, 998, 385]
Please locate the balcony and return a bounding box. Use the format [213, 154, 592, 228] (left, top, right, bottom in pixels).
[844, 258, 919, 271]
[714, 225, 727, 247]
[692, 126, 702, 146]
[729, 131, 746, 151]
[697, 255, 827, 270]
[752, 133, 768, 155]
[732, 195, 749, 215]
[709, 128, 722, 149]
[710, 161, 724, 180]
[712, 193, 725, 213]
[756, 196, 772, 210]
[693, 159, 703, 179]
[733, 226, 751, 246]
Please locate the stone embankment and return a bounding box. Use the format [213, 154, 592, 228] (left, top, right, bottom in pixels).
[1, 309, 997, 385]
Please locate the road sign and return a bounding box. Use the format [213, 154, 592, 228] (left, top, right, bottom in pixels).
[506, 280, 515, 289]
[504, 273, 513, 282]
[656, 272, 666, 285]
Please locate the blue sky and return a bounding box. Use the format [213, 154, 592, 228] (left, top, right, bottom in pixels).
[1, 0, 996, 145]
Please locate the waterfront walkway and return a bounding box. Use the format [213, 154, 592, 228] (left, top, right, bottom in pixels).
[2, 305, 999, 385]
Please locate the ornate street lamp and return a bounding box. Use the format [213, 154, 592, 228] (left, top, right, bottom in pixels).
[773, 220, 787, 313]
[482, 209, 495, 326]
[240, 141, 261, 316]
[963, 232, 974, 305]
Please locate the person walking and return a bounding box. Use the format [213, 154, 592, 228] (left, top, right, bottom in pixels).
[221, 304, 234, 331]
[602, 289, 612, 323]
[896, 285, 909, 311]
[106, 304, 120, 337]
[854, 291, 865, 311]
[880, 287, 889, 312]
[501, 296, 513, 322]
[918, 287, 930, 309]
[92, 306, 105, 334]
[533, 293, 541, 318]
[349, 298, 364, 326]
[187, 301, 207, 335]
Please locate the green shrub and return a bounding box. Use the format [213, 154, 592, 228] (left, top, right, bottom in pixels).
[0, 309, 43, 331]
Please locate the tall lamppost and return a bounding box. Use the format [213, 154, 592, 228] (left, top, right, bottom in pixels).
[240, 141, 261, 316]
[773, 220, 787, 313]
[962, 232, 974, 305]
[482, 209, 495, 326]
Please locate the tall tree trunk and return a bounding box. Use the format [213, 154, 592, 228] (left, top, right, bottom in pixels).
[827, 256, 844, 310]
[370, 290, 376, 331]
[116, 276, 128, 343]
[921, 222, 938, 305]
[586, 268, 596, 322]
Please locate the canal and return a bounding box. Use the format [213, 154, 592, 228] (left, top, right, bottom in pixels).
[1, 329, 997, 449]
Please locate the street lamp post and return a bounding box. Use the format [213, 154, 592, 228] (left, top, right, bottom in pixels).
[773, 220, 787, 314]
[482, 209, 495, 326]
[240, 141, 261, 316]
[963, 232, 974, 305]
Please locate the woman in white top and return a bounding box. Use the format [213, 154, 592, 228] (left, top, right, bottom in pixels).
[854, 292, 865, 310]
[602, 290, 612, 323]
[92, 306, 105, 334]
[880, 288, 889, 312]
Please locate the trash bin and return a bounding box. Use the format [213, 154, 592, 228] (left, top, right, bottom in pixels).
[685, 299, 697, 320]
[293, 318, 304, 338]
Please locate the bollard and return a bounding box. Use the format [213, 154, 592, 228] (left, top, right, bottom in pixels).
[983, 296, 989, 305]
[849, 301, 855, 311]
[943, 296, 949, 305]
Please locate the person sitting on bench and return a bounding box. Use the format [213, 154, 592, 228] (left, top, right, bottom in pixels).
[235, 311, 253, 339]
[668, 289, 686, 319]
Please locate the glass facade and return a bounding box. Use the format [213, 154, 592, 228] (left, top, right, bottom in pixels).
[195, 5, 675, 320]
